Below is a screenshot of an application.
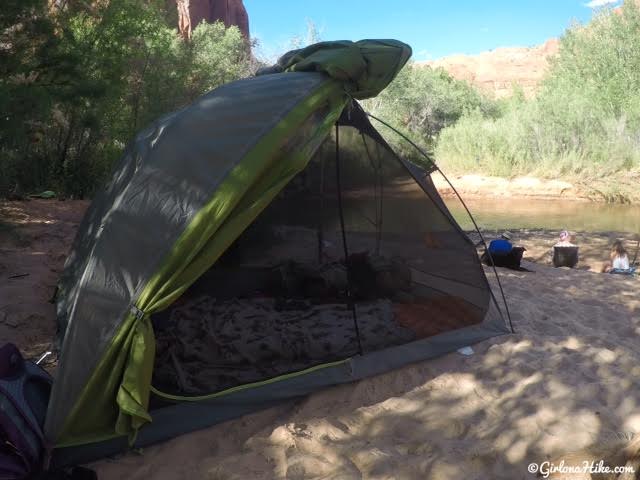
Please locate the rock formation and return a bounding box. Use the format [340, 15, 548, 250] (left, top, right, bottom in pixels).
[419, 38, 560, 98]
[176, 0, 249, 40]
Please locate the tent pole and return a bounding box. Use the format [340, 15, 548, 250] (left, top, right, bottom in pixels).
[335, 125, 364, 355]
[360, 132, 383, 256]
[366, 112, 514, 334]
[318, 155, 325, 263]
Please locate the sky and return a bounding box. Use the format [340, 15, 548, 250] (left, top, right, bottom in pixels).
[244, 0, 622, 62]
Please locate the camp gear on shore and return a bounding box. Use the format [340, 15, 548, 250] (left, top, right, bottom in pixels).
[488, 238, 513, 255]
[482, 234, 527, 271]
[553, 246, 579, 268]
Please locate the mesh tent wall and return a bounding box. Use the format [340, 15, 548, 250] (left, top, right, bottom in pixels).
[46, 40, 510, 466]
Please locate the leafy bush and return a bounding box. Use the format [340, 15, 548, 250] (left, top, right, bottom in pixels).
[0, 0, 252, 198]
[435, 1, 640, 180]
[364, 64, 498, 165]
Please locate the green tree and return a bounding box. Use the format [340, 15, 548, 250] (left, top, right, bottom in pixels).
[0, 0, 90, 195]
[1, 0, 252, 198]
[435, 1, 640, 187]
[181, 21, 252, 101]
[363, 64, 498, 164]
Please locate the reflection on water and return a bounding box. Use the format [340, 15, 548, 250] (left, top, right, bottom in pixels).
[445, 197, 640, 233]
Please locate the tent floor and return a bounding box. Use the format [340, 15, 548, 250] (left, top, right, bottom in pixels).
[152, 296, 414, 396]
[151, 293, 483, 398]
[150, 229, 488, 398]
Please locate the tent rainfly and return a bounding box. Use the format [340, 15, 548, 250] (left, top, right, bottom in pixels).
[46, 39, 511, 465]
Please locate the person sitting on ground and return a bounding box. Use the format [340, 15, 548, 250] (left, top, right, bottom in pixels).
[604, 240, 635, 274]
[555, 230, 575, 247]
[551, 230, 579, 268]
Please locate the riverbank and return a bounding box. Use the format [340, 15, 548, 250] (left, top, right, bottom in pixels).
[433, 172, 640, 204]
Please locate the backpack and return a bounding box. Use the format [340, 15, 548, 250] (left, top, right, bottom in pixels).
[482, 246, 527, 271]
[0, 343, 52, 480]
[488, 238, 513, 255]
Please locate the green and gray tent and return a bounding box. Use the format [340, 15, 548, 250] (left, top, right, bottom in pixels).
[46, 39, 510, 465]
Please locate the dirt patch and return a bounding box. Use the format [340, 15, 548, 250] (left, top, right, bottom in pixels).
[433, 173, 584, 202]
[0, 199, 88, 366]
[433, 172, 640, 204]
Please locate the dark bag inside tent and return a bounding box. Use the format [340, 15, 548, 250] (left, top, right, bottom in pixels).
[150, 104, 494, 398]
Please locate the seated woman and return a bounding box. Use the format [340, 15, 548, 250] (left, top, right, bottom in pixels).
[604, 240, 636, 275]
[552, 230, 579, 268]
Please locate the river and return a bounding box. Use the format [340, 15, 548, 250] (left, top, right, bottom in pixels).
[444, 197, 640, 233]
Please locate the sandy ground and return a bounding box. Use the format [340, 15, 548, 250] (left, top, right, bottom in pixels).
[0, 199, 88, 365]
[432, 173, 582, 202]
[432, 172, 640, 204]
[1, 199, 639, 479]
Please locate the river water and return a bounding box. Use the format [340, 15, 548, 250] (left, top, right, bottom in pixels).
[444, 197, 640, 233]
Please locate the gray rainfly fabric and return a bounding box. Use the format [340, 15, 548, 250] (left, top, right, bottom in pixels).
[47, 72, 332, 441]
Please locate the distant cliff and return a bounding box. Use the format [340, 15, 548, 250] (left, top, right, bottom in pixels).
[419, 38, 560, 98]
[175, 0, 249, 40]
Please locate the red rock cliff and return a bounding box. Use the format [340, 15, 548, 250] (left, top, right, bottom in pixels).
[176, 0, 249, 40]
[419, 38, 560, 99]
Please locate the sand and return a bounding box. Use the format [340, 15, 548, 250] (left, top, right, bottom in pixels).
[432, 172, 640, 204]
[432, 173, 581, 202]
[1, 199, 639, 479]
[0, 199, 88, 364]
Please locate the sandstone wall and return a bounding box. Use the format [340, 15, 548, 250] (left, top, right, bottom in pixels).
[420, 38, 560, 98]
[176, 0, 249, 40]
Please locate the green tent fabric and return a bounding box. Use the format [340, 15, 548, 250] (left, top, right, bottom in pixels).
[46, 40, 412, 448]
[258, 39, 412, 99]
[53, 81, 347, 447]
[45, 39, 510, 465]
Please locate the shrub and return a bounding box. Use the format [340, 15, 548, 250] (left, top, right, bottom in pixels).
[0, 0, 252, 198]
[435, 1, 640, 180]
[363, 64, 498, 166]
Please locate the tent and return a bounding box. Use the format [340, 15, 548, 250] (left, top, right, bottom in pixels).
[46, 39, 511, 465]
